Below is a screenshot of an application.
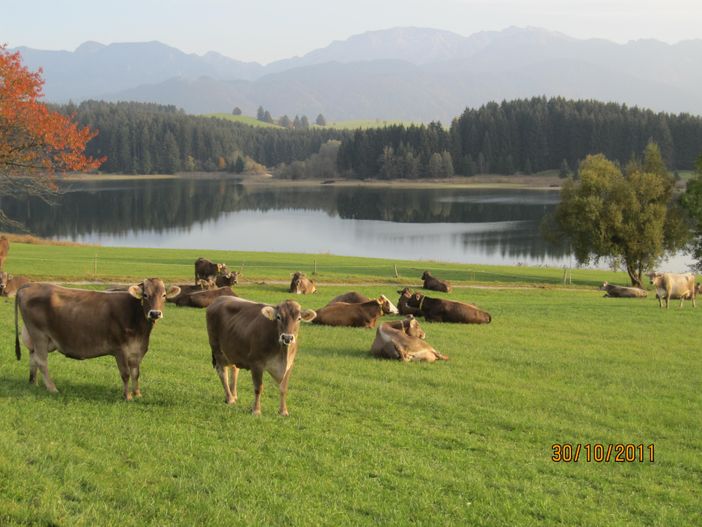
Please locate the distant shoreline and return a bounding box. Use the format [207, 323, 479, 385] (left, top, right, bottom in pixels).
[60, 172, 565, 190]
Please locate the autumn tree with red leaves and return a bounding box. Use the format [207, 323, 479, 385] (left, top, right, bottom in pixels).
[0, 45, 104, 227]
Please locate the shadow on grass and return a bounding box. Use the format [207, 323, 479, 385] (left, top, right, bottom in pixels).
[0, 373, 174, 406]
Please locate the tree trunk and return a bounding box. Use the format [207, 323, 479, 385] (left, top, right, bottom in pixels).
[625, 261, 643, 288]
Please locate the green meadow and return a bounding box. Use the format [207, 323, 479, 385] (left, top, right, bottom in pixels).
[0, 243, 700, 526]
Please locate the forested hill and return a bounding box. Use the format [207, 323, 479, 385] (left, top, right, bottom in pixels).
[66, 101, 348, 174]
[65, 98, 702, 177]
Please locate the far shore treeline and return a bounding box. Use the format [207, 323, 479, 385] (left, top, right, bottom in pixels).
[61, 97, 702, 178]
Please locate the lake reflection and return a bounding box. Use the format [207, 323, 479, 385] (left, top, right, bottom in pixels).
[0, 177, 584, 266]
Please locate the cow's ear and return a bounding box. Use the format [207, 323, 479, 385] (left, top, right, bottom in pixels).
[166, 286, 181, 299]
[261, 306, 277, 320]
[301, 309, 317, 322]
[128, 285, 143, 299]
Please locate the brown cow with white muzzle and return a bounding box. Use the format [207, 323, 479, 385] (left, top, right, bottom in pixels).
[206, 296, 316, 416]
[406, 292, 492, 324]
[313, 296, 395, 328]
[14, 279, 180, 399]
[370, 317, 448, 362]
[327, 292, 399, 315]
[648, 272, 696, 308]
[421, 271, 452, 293]
[289, 271, 316, 294]
[1, 272, 31, 297]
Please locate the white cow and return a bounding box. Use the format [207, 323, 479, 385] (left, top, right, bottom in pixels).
[648, 272, 696, 309]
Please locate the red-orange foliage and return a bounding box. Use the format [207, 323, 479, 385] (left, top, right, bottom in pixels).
[0, 45, 104, 183]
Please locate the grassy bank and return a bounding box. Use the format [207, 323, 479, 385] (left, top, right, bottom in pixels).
[0, 243, 700, 526]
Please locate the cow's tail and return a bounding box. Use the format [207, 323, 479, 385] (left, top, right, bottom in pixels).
[14, 291, 21, 361]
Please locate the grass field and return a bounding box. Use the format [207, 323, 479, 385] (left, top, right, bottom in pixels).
[0, 243, 700, 526]
[201, 114, 416, 131]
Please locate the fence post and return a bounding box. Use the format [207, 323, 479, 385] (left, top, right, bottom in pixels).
[394, 264, 399, 278]
[313, 260, 317, 275]
[94, 253, 98, 278]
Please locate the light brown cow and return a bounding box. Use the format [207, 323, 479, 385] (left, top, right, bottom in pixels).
[0, 235, 8, 270]
[397, 287, 423, 316]
[15, 279, 180, 399]
[174, 286, 238, 308]
[421, 271, 452, 293]
[599, 282, 648, 298]
[370, 319, 448, 362]
[648, 272, 696, 308]
[327, 292, 399, 315]
[1, 272, 31, 297]
[370, 315, 426, 359]
[312, 296, 395, 328]
[406, 292, 492, 324]
[206, 296, 316, 416]
[289, 271, 316, 294]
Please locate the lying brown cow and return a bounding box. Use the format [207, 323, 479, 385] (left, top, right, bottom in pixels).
[174, 286, 238, 308]
[370, 318, 448, 362]
[0, 235, 8, 270]
[406, 292, 492, 324]
[207, 296, 316, 415]
[289, 271, 316, 294]
[166, 282, 213, 303]
[422, 271, 452, 293]
[15, 279, 180, 399]
[327, 292, 399, 315]
[216, 271, 239, 287]
[313, 296, 395, 328]
[648, 272, 696, 308]
[397, 287, 423, 316]
[195, 257, 229, 285]
[1, 272, 30, 297]
[599, 282, 647, 298]
[370, 315, 425, 354]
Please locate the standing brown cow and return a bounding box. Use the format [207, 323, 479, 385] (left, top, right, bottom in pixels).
[289, 271, 316, 294]
[15, 279, 180, 399]
[0, 272, 31, 297]
[406, 292, 491, 324]
[0, 235, 8, 270]
[195, 257, 229, 286]
[207, 296, 316, 416]
[421, 271, 452, 293]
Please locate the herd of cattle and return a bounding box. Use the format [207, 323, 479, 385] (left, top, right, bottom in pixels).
[0, 234, 699, 414]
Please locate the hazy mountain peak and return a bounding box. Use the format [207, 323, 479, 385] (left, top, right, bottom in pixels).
[75, 41, 105, 53]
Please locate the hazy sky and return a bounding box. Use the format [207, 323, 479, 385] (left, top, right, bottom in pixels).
[3, 0, 700, 64]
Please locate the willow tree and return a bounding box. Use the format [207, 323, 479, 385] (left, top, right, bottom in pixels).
[543, 143, 689, 287]
[681, 155, 702, 271]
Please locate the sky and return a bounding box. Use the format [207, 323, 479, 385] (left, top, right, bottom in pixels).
[2, 0, 701, 64]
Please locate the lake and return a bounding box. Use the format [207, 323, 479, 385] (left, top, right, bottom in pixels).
[0, 177, 692, 270]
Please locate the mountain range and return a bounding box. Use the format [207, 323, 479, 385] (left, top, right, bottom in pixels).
[15, 26, 702, 121]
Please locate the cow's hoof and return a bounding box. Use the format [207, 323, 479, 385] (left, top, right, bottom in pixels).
[225, 397, 237, 405]
[279, 410, 289, 417]
[133, 391, 142, 398]
[251, 408, 262, 416]
[124, 393, 133, 402]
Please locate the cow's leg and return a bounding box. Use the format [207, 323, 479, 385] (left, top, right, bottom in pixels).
[216, 364, 236, 405]
[28, 351, 39, 384]
[230, 366, 239, 404]
[129, 358, 142, 398]
[251, 367, 264, 416]
[33, 341, 57, 393]
[278, 370, 292, 416]
[115, 355, 132, 401]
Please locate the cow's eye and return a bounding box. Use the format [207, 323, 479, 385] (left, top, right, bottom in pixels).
[276, 314, 282, 320]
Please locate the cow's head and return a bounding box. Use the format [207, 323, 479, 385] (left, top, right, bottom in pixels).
[217, 263, 229, 275]
[647, 272, 663, 287]
[379, 294, 399, 315]
[128, 278, 181, 321]
[598, 281, 609, 291]
[220, 271, 239, 286]
[402, 315, 426, 339]
[406, 292, 425, 309]
[421, 271, 432, 280]
[261, 300, 316, 347]
[0, 272, 8, 295]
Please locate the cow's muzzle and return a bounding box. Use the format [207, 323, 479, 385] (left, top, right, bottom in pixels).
[279, 334, 296, 346]
[148, 310, 163, 320]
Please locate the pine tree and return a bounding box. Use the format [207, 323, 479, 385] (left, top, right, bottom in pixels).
[315, 114, 327, 126]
